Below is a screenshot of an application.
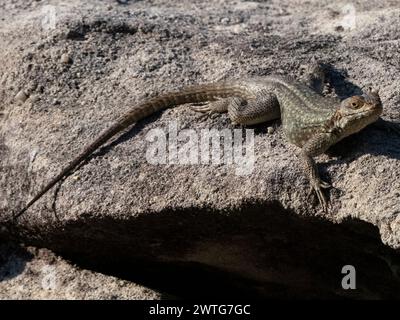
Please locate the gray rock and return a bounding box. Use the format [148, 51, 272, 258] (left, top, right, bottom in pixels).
[0, 242, 160, 300]
[15, 90, 28, 103]
[0, 0, 400, 298]
[60, 53, 72, 65]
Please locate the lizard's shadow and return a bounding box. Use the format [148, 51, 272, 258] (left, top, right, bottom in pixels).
[327, 119, 400, 162]
[92, 111, 164, 159]
[65, 111, 165, 179]
[53, 111, 165, 212]
[323, 64, 364, 98]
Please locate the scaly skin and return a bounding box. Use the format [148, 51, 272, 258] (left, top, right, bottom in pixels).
[13, 67, 383, 218]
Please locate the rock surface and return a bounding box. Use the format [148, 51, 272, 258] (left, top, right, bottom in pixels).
[1, 0, 400, 298]
[0, 242, 160, 299]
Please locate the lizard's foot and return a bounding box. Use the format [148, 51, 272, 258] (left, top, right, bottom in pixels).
[310, 178, 331, 212]
[190, 97, 230, 115]
[191, 104, 222, 121]
[197, 111, 220, 121]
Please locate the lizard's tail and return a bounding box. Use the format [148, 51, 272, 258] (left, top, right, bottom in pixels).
[14, 82, 247, 219]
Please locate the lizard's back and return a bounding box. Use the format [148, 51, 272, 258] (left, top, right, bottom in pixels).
[239, 76, 339, 147]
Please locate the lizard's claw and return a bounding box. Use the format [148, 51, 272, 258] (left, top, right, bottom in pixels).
[191, 104, 222, 120]
[209, 112, 220, 119]
[197, 110, 216, 122]
[190, 104, 213, 113]
[310, 178, 330, 212]
[320, 180, 331, 189]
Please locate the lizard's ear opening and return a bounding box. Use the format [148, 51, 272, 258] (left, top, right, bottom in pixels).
[363, 88, 382, 106]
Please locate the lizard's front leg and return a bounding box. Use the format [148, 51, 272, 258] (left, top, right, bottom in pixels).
[300, 133, 335, 212]
[300, 151, 331, 211]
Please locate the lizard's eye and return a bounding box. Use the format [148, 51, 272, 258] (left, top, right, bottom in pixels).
[349, 97, 364, 109]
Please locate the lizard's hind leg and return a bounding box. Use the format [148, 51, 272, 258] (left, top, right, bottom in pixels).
[191, 91, 281, 126]
[190, 97, 232, 115]
[228, 91, 280, 125]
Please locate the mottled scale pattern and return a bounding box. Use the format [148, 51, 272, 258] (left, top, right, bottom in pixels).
[262, 77, 338, 147]
[197, 76, 338, 146]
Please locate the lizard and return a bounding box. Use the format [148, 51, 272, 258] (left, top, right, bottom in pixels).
[13, 64, 382, 219]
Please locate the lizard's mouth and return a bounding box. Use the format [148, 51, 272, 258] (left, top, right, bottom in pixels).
[352, 107, 381, 119]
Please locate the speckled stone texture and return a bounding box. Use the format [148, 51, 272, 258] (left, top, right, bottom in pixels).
[0, 242, 161, 299]
[1, 0, 400, 298]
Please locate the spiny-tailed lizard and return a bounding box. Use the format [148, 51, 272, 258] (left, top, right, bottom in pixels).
[13, 64, 382, 218]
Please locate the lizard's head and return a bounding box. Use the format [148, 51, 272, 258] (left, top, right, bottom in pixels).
[334, 88, 382, 137]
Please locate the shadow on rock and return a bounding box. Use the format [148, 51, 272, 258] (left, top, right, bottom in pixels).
[20, 202, 400, 299]
[0, 241, 33, 282]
